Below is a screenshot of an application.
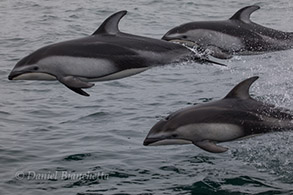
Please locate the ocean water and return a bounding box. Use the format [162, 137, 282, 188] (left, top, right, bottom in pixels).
[1, 0, 293, 194]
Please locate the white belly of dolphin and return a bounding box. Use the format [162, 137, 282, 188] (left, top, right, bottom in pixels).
[38, 56, 149, 81]
[13, 73, 56, 80]
[39, 56, 117, 78]
[178, 123, 245, 142]
[148, 139, 192, 146]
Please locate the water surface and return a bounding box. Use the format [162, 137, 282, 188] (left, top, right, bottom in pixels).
[1, 0, 293, 194]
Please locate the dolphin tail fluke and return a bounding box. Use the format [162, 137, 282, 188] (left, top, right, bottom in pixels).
[193, 140, 228, 153]
[57, 76, 94, 96]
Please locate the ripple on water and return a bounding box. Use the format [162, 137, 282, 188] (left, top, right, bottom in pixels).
[63, 153, 92, 161]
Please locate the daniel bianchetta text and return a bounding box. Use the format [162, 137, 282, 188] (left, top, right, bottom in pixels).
[15, 171, 109, 181]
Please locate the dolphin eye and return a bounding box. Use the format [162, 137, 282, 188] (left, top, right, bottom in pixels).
[182, 35, 188, 39]
[33, 67, 39, 71]
[171, 134, 178, 138]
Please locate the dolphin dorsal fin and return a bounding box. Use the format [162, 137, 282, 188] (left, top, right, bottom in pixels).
[224, 76, 259, 99]
[92, 10, 127, 35]
[229, 5, 260, 23]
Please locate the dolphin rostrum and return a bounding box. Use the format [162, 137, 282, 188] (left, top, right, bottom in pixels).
[144, 76, 293, 153]
[162, 5, 293, 59]
[8, 11, 223, 96]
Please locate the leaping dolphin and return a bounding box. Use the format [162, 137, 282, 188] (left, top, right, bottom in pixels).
[8, 11, 222, 96]
[143, 76, 293, 153]
[162, 5, 293, 59]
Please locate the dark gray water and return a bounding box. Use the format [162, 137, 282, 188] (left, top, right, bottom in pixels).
[1, 0, 293, 194]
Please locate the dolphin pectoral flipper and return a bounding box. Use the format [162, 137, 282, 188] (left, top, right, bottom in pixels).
[193, 140, 228, 153]
[192, 54, 227, 66]
[57, 76, 94, 96]
[206, 46, 233, 59]
[67, 87, 90, 97]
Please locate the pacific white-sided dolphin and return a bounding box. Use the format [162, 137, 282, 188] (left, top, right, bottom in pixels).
[144, 76, 293, 153]
[162, 5, 293, 59]
[8, 11, 222, 96]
